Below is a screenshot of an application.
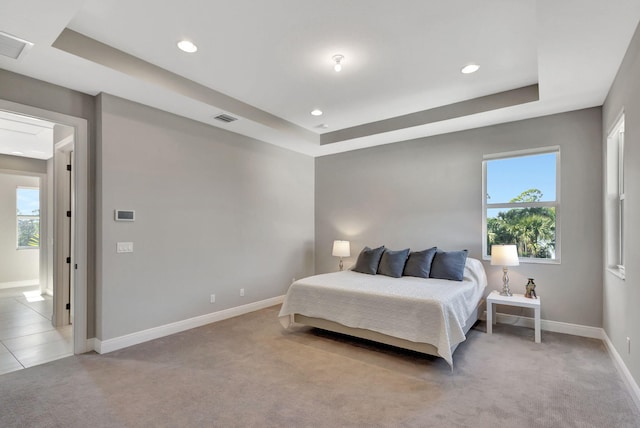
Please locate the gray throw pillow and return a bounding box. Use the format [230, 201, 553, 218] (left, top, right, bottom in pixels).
[378, 248, 410, 278]
[353, 246, 385, 275]
[429, 250, 468, 281]
[403, 247, 437, 278]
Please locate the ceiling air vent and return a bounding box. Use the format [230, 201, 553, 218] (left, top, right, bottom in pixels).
[0, 31, 34, 60]
[213, 113, 238, 123]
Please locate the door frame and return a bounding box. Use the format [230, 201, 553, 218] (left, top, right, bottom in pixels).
[0, 99, 89, 354]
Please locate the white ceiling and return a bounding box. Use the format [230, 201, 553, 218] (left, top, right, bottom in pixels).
[0, 110, 54, 159]
[0, 0, 639, 157]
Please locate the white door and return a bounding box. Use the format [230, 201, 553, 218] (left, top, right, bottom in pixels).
[53, 139, 73, 327]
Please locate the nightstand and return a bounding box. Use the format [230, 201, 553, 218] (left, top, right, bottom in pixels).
[486, 290, 541, 343]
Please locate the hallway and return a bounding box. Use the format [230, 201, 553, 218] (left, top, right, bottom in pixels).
[0, 286, 72, 375]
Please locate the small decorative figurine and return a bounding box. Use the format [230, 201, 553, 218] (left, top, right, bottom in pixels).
[525, 278, 537, 299]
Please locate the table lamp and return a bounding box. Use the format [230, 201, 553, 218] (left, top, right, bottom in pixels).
[332, 240, 350, 271]
[490, 244, 519, 296]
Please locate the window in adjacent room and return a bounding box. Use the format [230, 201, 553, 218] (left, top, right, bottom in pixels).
[483, 147, 560, 262]
[606, 113, 625, 279]
[16, 186, 40, 249]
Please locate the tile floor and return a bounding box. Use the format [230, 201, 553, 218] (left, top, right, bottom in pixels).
[0, 286, 72, 375]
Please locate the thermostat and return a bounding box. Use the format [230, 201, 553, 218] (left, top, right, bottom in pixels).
[114, 210, 135, 221]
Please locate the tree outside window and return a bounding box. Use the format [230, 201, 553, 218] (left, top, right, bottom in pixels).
[17, 187, 40, 249]
[483, 149, 559, 262]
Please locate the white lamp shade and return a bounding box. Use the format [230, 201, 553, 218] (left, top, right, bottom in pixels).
[490, 244, 519, 266]
[332, 240, 350, 257]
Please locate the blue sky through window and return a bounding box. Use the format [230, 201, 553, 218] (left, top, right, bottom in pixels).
[487, 153, 556, 203]
[17, 188, 40, 215]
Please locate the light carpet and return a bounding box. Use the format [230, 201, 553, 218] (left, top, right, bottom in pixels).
[0, 305, 638, 427]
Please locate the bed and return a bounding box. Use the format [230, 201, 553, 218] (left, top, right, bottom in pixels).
[278, 257, 487, 367]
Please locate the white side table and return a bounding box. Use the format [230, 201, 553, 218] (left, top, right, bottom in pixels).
[486, 290, 541, 343]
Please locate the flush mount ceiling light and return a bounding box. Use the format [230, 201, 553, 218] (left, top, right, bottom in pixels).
[332, 54, 344, 72]
[311, 109, 323, 116]
[177, 40, 198, 53]
[461, 64, 480, 74]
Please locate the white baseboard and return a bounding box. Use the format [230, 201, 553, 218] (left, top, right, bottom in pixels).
[0, 279, 39, 290]
[602, 332, 640, 413]
[93, 295, 285, 354]
[482, 310, 603, 339]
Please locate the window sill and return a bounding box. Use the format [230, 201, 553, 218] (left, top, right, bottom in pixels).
[483, 256, 560, 265]
[607, 267, 625, 280]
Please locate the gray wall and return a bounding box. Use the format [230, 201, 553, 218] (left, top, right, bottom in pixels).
[0, 172, 40, 285]
[0, 69, 96, 122]
[0, 153, 47, 175]
[316, 108, 603, 327]
[0, 155, 49, 291]
[603, 21, 640, 388]
[0, 69, 97, 338]
[96, 94, 314, 340]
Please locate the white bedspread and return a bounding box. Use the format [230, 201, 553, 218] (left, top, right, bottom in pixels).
[278, 258, 487, 366]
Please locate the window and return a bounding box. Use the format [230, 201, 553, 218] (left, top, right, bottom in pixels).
[483, 147, 560, 262]
[16, 187, 40, 249]
[606, 114, 624, 278]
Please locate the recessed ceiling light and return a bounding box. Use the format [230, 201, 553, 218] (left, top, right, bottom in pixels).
[177, 40, 198, 53]
[461, 64, 480, 74]
[311, 109, 323, 116]
[11, 151, 24, 155]
[315, 123, 329, 129]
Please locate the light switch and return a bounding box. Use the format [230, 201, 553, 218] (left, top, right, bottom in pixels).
[116, 242, 133, 253]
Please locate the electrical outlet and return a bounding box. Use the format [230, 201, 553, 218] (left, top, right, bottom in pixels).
[116, 242, 134, 253]
[240, 288, 245, 297]
[210, 294, 215, 303]
[627, 337, 631, 354]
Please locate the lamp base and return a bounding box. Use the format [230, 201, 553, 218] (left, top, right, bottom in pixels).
[499, 287, 513, 297]
[499, 267, 512, 296]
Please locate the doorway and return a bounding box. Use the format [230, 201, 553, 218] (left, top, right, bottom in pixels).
[0, 99, 89, 358]
[0, 153, 72, 372]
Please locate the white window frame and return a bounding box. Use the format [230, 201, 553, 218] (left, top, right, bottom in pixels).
[16, 186, 40, 250]
[605, 113, 625, 279]
[482, 146, 561, 264]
